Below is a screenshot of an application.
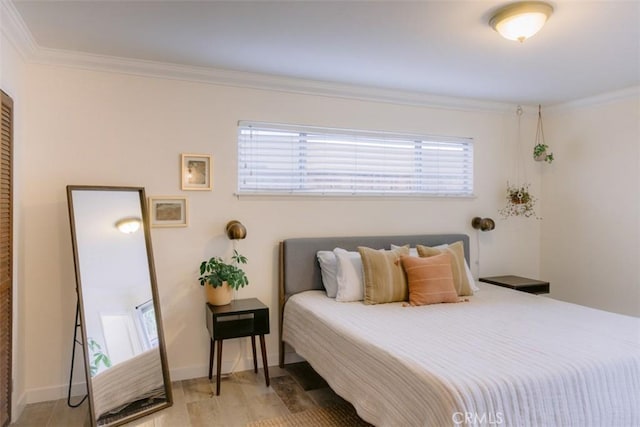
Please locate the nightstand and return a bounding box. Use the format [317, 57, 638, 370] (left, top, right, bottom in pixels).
[206, 298, 270, 395]
[479, 275, 550, 294]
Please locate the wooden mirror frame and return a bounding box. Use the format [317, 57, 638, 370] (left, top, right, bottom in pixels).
[67, 185, 172, 426]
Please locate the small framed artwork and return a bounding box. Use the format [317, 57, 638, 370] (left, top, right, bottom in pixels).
[181, 153, 212, 190]
[149, 196, 188, 228]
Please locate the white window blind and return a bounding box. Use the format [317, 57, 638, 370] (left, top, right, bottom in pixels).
[237, 121, 473, 197]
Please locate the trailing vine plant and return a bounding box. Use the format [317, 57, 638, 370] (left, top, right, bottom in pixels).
[499, 182, 539, 219]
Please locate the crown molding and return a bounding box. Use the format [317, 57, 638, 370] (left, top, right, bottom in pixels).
[547, 86, 640, 112]
[31, 47, 517, 113]
[1, 0, 37, 59]
[2, 1, 517, 113]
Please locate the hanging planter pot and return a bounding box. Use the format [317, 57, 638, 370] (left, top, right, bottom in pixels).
[499, 182, 539, 219]
[509, 189, 530, 204]
[500, 106, 541, 220]
[533, 143, 554, 163]
[532, 105, 553, 163]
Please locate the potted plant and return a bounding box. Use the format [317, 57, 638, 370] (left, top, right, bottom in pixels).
[199, 250, 249, 305]
[532, 105, 553, 164]
[499, 182, 539, 219]
[508, 185, 531, 205]
[533, 143, 554, 163]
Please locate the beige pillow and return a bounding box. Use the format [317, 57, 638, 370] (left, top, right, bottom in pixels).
[401, 253, 459, 306]
[416, 241, 473, 296]
[358, 246, 410, 304]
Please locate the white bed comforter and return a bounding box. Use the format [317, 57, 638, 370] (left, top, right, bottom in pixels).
[91, 348, 165, 419]
[283, 284, 640, 427]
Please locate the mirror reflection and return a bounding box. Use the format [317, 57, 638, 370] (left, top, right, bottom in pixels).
[67, 186, 172, 426]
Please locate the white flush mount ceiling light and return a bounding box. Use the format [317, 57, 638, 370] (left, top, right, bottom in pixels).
[115, 217, 142, 234]
[490, 1, 554, 43]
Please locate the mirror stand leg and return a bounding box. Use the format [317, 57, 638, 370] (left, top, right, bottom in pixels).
[67, 300, 88, 408]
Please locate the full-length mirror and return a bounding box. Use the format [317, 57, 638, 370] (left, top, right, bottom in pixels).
[67, 186, 172, 426]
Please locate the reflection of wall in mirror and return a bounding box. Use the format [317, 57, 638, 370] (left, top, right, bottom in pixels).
[101, 313, 141, 365]
[84, 286, 154, 375]
[73, 192, 151, 291]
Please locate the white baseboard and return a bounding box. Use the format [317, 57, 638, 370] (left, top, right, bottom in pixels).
[169, 350, 281, 381]
[22, 351, 283, 404]
[24, 380, 87, 405]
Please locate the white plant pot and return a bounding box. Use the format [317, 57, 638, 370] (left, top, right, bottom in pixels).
[534, 151, 547, 161]
[205, 282, 233, 306]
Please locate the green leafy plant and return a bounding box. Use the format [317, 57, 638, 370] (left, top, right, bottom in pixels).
[87, 337, 111, 377]
[199, 250, 249, 290]
[499, 182, 539, 219]
[533, 143, 553, 163]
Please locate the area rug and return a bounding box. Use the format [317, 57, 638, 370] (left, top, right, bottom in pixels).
[246, 404, 372, 427]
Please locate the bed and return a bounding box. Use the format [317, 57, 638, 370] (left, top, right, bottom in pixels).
[279, 234, 640, 427]
[91, 348, 166, 423]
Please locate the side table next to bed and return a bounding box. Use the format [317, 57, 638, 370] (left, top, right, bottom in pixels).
[479, 275, 550, 294]
[206, 298, 270, 395]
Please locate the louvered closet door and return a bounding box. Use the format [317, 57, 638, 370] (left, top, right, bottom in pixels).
[0, 90, 13, 427]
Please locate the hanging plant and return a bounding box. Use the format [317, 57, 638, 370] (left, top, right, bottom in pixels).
[533, 143, 554, 163]
[501, 106, 540, 220]
[499, 182, 539, 219]
[533, 105, 553, 163]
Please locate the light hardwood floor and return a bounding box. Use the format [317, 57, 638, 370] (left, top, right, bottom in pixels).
[11, 363, 354, 427]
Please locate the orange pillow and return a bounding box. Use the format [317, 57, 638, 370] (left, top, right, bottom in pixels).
[401, 253, 459, 306]
[416, 241, 473, 296]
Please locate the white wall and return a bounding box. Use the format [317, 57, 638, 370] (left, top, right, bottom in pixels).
[18, 63, 542, 402]
[542, 92, 640, 316]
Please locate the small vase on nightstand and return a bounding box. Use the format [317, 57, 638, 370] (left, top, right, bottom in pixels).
[206, 282, 233, 306]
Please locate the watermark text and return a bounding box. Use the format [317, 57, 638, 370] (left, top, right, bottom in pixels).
[452, 411, 504, 425]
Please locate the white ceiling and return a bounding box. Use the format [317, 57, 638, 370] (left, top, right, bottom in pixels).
[10, 0, 640, 105]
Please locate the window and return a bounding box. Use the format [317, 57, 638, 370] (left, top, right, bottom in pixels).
[237, 121, 473, 197]
[136, 300, 158, 350]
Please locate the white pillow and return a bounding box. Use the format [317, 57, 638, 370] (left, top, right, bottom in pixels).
[393, 243, 479, 292]
[465, 260, 479, 292]
[317, 251, 338, 298]
[334, 248, 364, 302]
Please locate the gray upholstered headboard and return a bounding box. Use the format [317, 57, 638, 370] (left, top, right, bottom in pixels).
[278, 233, 469, 366]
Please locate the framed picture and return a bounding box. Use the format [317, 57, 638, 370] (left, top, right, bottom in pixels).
[181, 153, 212, 190]
[149, 196, 188, 228]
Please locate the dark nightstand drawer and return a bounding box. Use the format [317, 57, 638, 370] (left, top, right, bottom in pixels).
[214, 317, 255, 337]
[479, 275, 550, 294]
[206, 298, 270, 340]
